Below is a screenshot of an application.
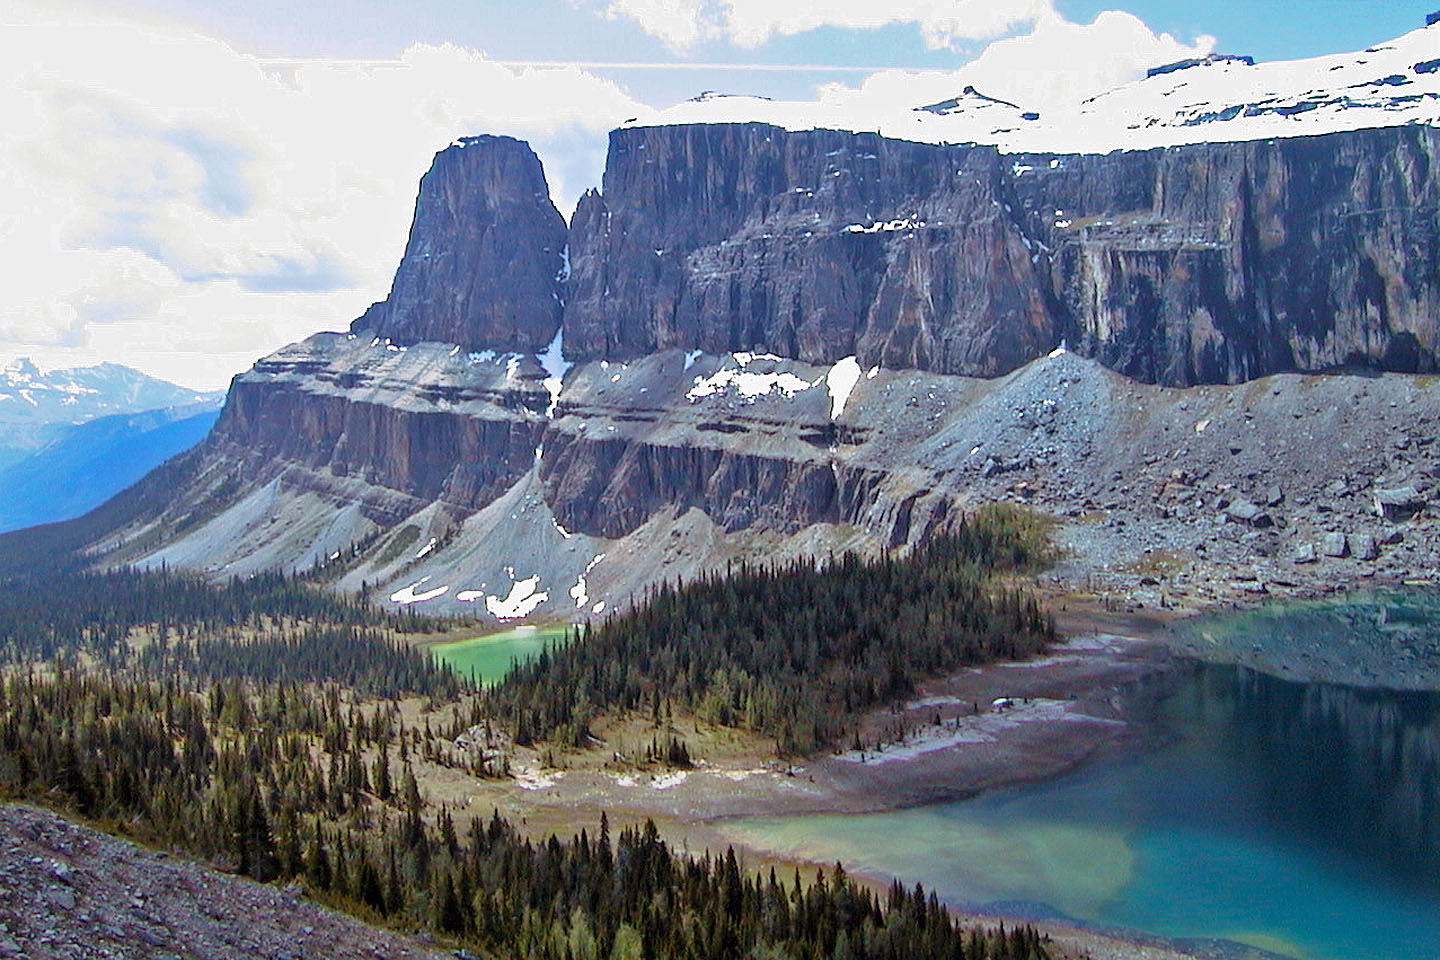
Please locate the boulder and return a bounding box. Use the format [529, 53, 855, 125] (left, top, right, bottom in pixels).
[1374, 486, 1426, 521]
[1225, 499, 1272, 527]
[1292, 542, 1318, 564]
[1349, 534, 1380, 560]
[1321, 532, 1349, 557]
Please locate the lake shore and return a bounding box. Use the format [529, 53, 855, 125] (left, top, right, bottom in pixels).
[415, 599, 1217, 959]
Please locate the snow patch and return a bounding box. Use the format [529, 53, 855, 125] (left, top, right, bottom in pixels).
[844, 217, 928, 233]
[414, 537, 438, 560]
[837, 699, 1106, 765]
[513, 764, 561, 790]
[683, 349, 703, 370]
[624, 25, 1440, 156]
[687, 354, 814, 404]
[537, 329, 571, 419]
[390, 577, 449, 605]
[570, 553, 605, 609]
[482, 575, 549, 620]
[825, 356, 862, 419]
[650, 771, 688, 790]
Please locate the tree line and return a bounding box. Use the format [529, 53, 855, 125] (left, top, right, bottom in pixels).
[0, 656, 1049, 960]
[491, 506, 1056, 754]
[0, 564, 439, 666]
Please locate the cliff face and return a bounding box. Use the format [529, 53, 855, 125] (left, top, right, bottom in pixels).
[352, 135, 567, 352]
[204, 343, 553, 527]
[563, 125, 1059, 378]
[565, 123, 1440, 386]
[79, 117, 1440, 620]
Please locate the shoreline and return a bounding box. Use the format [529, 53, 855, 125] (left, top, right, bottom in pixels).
[416, 583, 1439, 960]
[419, 605, 1199, 959]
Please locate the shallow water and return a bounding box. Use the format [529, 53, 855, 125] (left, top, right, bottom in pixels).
[430, 625, 572, 685]
[725, 593, 1440, 960]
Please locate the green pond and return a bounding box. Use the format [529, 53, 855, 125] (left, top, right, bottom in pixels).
[724, 592, 1440, 960]
[431, 625, 572, 685]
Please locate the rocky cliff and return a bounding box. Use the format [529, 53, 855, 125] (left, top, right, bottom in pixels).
[72, 90, 1440, 621]
[566, 123, 1440, 386]
[351, 135, 566, 353]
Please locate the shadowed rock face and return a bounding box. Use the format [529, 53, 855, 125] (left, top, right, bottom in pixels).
[65, 121, 1440, 619]
[565, 123, 1440, 386]
[339, 122, 1440, 387]
[352, 135, 567, 353]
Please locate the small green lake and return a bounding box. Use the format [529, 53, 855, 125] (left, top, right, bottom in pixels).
[724, 591, 1440, 960]
[430, 625, 572, 685]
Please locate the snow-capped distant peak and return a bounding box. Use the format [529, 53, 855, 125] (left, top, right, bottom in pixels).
[625, 23, 1440, 155]
[0, 358, 221, 429]
[915, 85, 1039, 121]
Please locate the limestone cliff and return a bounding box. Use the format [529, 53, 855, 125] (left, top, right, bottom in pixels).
[57, 90, 1440, 621]
[566, 123, 1439, 386]
[351, 135, 566, 353]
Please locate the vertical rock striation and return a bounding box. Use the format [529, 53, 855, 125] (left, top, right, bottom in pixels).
[352, 135, 567, 352]
[563, 123, 1440, 386]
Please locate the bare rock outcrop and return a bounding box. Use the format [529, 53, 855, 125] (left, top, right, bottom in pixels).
[565, 123, 1440, 386]
[352, 135, 567, 353]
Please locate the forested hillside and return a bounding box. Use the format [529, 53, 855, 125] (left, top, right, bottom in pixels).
[494, 505, 1056, 754]
[0, 515, 1055, 959]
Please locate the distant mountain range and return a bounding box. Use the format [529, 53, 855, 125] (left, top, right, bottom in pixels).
[0, 359, 223, 532]
[0, 358, 219, 464]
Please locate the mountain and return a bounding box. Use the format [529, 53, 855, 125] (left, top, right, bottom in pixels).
[635, 22, 1440, 154]
[0, 358, 219, 469]
[0, 402, 222, 534]
[28, 24, 1440, 618]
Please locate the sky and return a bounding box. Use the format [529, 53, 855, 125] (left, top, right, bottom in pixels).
[1, 0, 1435, 390]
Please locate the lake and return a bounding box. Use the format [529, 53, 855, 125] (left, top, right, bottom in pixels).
[430, 625, 573, 685]
[724, 593, 1440, 960]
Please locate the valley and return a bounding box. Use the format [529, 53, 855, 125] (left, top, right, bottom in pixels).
[1, 14, 1438, 960]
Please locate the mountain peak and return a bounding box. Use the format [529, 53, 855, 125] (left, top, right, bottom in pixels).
[2, 358, 40, 382]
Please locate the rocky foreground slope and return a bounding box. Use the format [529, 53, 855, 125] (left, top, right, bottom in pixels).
[0, 804, 448, 960]
[75, 26, 1440, 620]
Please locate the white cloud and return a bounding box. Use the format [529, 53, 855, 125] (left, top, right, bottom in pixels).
[605, 0, 1058, 50]
[829, 10, 1214, 113]
[0, 1, 649, 389]
[605, 0, 721, 49]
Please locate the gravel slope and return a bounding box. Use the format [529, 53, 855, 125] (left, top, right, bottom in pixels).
[0, 804, 451, 960]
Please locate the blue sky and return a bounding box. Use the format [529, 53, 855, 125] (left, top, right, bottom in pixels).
[3, 0, 1436, 387]
[112, 0, 1436, 101]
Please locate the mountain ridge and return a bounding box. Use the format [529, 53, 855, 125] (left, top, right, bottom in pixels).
[21, 23, 1440, 621]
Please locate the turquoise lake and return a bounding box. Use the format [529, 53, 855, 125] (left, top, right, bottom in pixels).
[430, 625, 572, 685]
[725, 593, 1440, 960]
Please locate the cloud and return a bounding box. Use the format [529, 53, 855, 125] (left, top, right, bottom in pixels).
[826, 10, 1215, 113]
[605, 0, 1057, 51]
[0, 1, 649, 389]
